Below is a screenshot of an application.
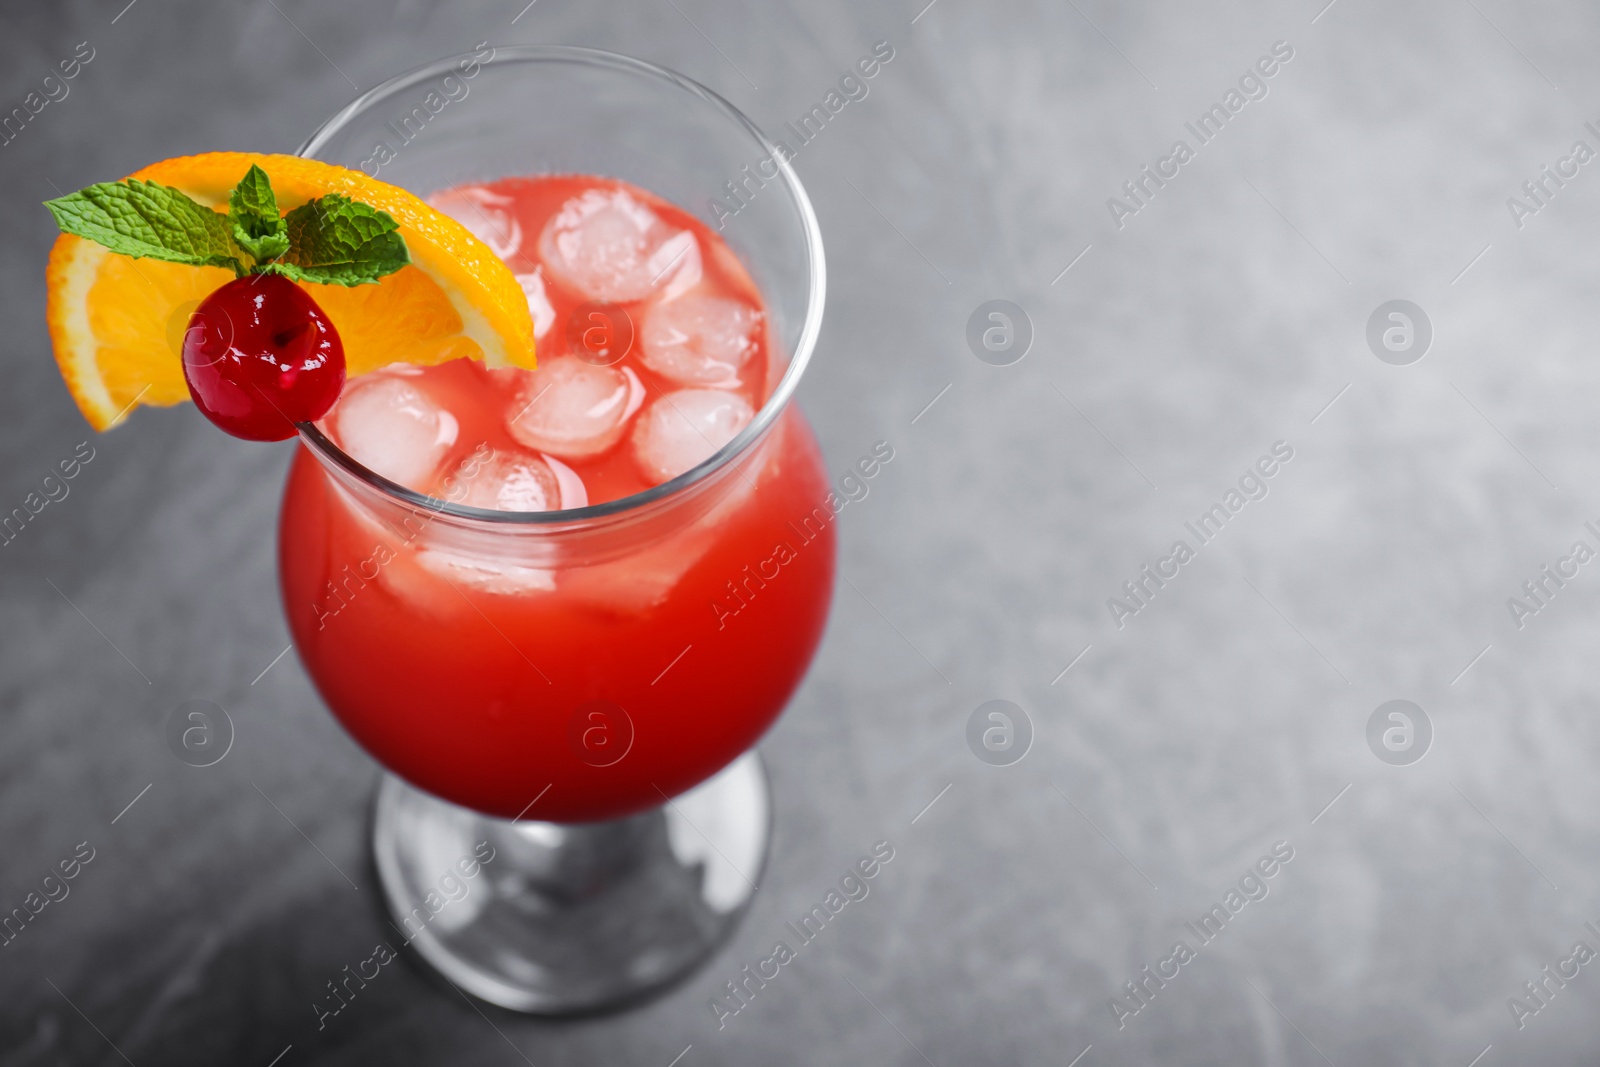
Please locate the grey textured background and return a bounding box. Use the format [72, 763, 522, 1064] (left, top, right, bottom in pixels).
[4, 0, 1600, 1064]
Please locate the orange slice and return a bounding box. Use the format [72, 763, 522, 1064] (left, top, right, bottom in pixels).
[45, 152, 535, 430]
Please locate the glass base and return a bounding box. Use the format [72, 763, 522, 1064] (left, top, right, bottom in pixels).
[371, 752, 770, 1014]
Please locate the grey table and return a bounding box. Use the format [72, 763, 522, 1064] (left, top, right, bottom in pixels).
[4, 0, 1600, 1063]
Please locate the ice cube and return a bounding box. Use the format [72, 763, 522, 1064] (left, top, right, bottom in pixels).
[516, 269, 556, 339]
[538, 188, 697, 303]
[505, 356, 645, 459]
[427, 186, 523, 261]
[457, 449, 561, 512]
[640, 292, 761, 387]
[566, 448, 765, 613]
[543, 454, 589, 509]
[415, 548, 557, 594]
[631, 388, 755, 484]
[334, 374, 458, 489]
[651, 230, 703, 302]
[565, 531, 711, 614]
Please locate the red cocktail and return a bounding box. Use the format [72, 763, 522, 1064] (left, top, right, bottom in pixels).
[283, 46, 830, 1012]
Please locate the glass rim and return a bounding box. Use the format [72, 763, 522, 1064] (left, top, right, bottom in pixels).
[293, 43, 826, 526]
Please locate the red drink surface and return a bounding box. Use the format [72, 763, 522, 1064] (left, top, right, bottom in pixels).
[278, 174, 835, 822]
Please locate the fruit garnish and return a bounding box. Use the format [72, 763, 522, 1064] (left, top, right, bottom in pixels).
[46, 163, 404, 439]
[44, 153, 536, 433]
[183, 274, 347, 440]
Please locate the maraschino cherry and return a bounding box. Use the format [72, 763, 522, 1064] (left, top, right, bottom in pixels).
[181, 274, 346, 441]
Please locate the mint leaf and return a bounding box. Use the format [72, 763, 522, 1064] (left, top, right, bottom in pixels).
[266, 194, 409, 286]
[228, 164, 289, 263]
[45, 180, 245, 274]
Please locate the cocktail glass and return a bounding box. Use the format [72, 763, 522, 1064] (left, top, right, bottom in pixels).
[278, 45, 829, 1013]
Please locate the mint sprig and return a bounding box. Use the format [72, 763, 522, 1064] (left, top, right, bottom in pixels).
[227, 164, 290, 263]
[45, 166, 410, 287]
